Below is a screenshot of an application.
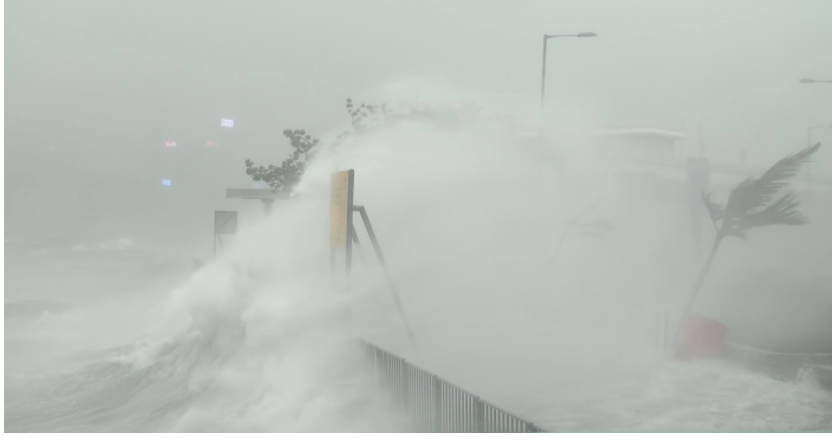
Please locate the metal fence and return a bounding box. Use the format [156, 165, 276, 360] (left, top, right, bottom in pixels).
[363, 342, 546, 433]
[724, 340, 832, 383]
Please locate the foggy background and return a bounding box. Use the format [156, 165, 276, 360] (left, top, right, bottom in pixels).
[4, 0, 831, 250]
[4, 0, 832, 432]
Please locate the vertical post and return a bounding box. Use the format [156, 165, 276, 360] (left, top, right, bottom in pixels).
[214, 234, 224, 256]
[432, 375, 442, 433]
[355, 205, 418, 346]
[401, 359, 410, 423]
[346, 171, 355, 275]
[474, 397, 485, 432]
[373, 347, 380, 388]
[540, 35, 548, 111]
[686, 157, 710, 260]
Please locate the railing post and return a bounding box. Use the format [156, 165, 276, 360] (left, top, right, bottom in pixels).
[360, 340, 545, 433]
[474, 397, 485, 433]
[432, 375, 441, 432]
[401, 359, 410, 420]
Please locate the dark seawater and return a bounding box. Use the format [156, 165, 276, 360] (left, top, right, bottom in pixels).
[4, 237, 400, 432]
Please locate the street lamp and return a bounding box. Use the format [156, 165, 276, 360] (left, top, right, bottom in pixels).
[800, 78, 832, 84]
[541, 32, 597, 110]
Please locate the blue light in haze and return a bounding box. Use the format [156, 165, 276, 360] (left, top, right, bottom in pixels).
[162, 179, 172, 186]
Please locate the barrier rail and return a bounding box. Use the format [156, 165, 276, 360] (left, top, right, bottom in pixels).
[724, 340, 832, 383]
[363, 342, 546, 433]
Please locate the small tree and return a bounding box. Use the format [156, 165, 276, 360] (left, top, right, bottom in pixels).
[672, 143, 821, 352]
[244, 98, 392, 193]
[244, 129, 319, 192]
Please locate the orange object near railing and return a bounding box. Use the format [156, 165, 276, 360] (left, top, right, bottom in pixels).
[681, 314, 728, 360]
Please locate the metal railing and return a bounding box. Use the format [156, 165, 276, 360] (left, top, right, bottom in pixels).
[724, 340, 832, 381]
[363, 342, 546, 433]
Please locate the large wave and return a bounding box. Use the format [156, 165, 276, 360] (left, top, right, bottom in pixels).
[6, 86, 830, 432]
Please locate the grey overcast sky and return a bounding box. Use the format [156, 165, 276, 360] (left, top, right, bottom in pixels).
[4, 0, 832, 242]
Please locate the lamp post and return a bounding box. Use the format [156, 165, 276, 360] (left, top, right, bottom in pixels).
[540, 32, 597, 111]
[800, 78, 832, 84]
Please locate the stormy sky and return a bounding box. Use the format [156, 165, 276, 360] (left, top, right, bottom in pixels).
[4, 0, 832, 245]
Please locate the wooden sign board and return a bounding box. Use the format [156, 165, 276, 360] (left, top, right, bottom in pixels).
[330, 170, 354, 250]
[214, 211, 238, 234]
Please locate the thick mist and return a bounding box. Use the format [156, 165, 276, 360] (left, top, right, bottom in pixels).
[4, 0, 832, 433]
[4, 0, 832, 247]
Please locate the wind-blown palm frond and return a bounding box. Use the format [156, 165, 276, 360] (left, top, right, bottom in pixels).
[733, 192, 807, 236]
[673, 144, 820, 357]
[701, 192, 725, 230]
[719, 143, 819, 239]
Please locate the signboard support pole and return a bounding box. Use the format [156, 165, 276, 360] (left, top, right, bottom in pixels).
[353, 204, 417, 347]
[213, 210, 238, 258]
[686, 158, 710, 260]
[329, 170, 415, 347]
[213, 234, 226, 257]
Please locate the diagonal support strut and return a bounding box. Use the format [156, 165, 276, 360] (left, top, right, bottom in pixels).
[353, 205, 418, 347]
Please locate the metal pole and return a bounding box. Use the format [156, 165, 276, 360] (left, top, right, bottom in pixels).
[540, 35, 548, 110]
[432, 375, 442, 432]
[401, 359, 410, 420]
[354, 205, 418, 346]
[350, 225, 365, 263]
[474, 397, 485, 432]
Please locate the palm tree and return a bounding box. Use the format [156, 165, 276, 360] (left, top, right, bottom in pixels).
[672, 143, 821, 353]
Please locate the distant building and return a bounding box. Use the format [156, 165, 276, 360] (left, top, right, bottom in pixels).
[593, 127, 686, 163]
